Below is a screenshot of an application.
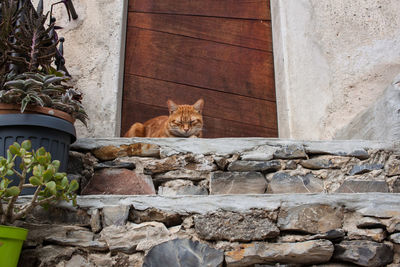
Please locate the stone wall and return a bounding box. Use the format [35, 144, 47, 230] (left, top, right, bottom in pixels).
[69, 138, 400, 196]
[15, 138, 400, 266]
[17, 194, 400, 266]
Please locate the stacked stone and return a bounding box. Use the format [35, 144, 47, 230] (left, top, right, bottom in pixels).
[16, 194, 400, 266]
[68, 138, 400, 196]
[15, 138, 400, 266]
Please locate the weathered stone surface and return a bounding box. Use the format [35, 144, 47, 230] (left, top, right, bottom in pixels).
[301, 156, 351, 170]
[335, 180, 389, 193]
[386, 156, 400, 176]
[304, 141, 371, 159]
[343, 213, 386, 242]
[278, 229, 345, 243]
[225, 240, 334, 266]
[227, 160, 281, 172]
[240, 145, 277, 161]
[99, 222, 171, 253]
[130, 208, 182, 227]
[194, 211, 279, 242]
[349, 164, 384, 175]
[20, 223, 107, 251]
[72, 138, 396, 159]
[19, 245, 77, 267]
[333, 240, 393, 267]
[213, 155, 238, 170]
[210, 171, 267, 194]
[89, 209, 102, 233]
[310, 229, 346, 241]
[278, 204, 343, 234]
[57, 254, 94, 267]
[92, 143, 160, 161]
[356, 216, 386, 229]
[391, 233, 400, 244]
[394, 178, 400, 193]
[143, 239, 224, 267]
[73, 193, 400, 217]
[153, 169, 211, 182]
[141, 154, 217, 175]
[26, 206, 90, 226]
[102, 205, 130, 226]
[268, 172, 324, 193]
[386, 219, 400, 233]
[88, 252, 145, 267]
[273, 144, 307, 159]
[158, 180, 208, 196]
[81, 168, 155, 195]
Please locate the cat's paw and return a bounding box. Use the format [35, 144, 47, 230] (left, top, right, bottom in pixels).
[189, 135, 198, 138]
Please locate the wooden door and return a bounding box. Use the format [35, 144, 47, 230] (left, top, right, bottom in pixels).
[121, 0, 277, 138]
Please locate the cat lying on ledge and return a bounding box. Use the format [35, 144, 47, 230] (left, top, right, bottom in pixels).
[124, 99, 204, 138]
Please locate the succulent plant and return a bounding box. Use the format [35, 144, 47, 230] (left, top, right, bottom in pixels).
[1, 72, 88, 124]
[0, 0, 87, 125]
[0, 140, 79, 224]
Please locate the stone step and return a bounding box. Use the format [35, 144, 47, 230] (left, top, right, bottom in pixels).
[69, 138, 400, 196]
[18, 193, 400, 266]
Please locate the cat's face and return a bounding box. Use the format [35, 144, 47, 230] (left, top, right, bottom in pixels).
[167, 99, 204, 137]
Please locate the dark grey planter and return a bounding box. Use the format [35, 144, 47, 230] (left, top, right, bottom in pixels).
[0, 113, 76, 194]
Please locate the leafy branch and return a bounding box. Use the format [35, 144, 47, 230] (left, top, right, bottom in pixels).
[0, 140, 79, 224]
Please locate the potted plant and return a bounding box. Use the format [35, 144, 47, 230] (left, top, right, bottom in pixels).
[0, 0, 87, 188]
[0, 140, 79, 267]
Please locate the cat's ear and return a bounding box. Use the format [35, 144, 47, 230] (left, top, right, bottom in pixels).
[167, 100, 178, 114]
[193, 98, 204, 114]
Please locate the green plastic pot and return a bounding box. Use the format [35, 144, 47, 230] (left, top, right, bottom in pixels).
[0, 225, 28, 267]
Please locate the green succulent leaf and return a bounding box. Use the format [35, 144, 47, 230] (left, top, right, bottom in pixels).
[6, 186, 20, 197]
[42, 169, 54, 182]
[46, 181, 56, 195]
[9, 145, 19, 155]
[29, 176, 42, 186]
[61, 176, 68, 188]
[68, 180, 79, 193]
[21, 140, 32, 151]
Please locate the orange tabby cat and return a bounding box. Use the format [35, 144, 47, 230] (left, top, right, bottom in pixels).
[124, 99, 204, 138]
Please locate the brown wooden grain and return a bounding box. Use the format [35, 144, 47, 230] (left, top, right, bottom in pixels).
[123, 75, 277, 128]
[129, 0, 271, 20]
[121, 101, 277, 138]
[128, 12, 273, 51]
[124, 28, 275, 101]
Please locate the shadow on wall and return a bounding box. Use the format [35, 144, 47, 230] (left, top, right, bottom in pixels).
[336, 74, 400, 141]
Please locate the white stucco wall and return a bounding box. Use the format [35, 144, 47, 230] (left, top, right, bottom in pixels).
[33, 0, 127, 138]
[272, 0, 400, 139]
[36, 0, 400, 140]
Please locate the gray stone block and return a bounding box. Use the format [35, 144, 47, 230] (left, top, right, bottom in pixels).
[268, 172, 324, 193]
[143, 239, 224, 267]
[335, 180, 389, 193]
[333, 240, 393, 267]
[210, 171, 267, 194]
[194, 210, 279, 242]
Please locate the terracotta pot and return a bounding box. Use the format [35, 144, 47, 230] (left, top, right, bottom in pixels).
[0, 103, 75, 124]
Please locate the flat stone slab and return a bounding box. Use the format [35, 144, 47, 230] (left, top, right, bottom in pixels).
[22, 193, 400, 218]
[72, 138, 399, 157]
